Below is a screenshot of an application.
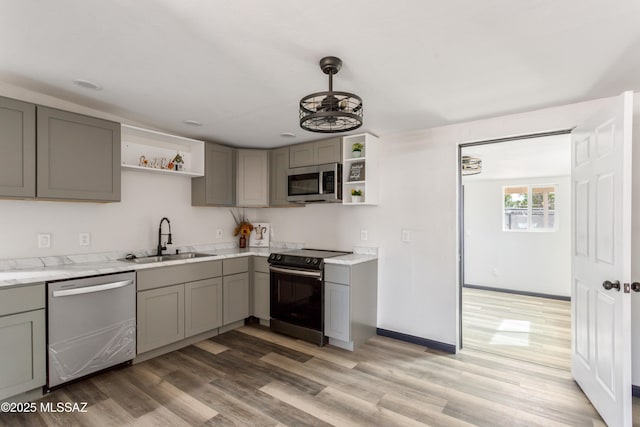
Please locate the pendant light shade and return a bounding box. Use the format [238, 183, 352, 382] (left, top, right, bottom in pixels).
[461, 156, 482, 175]
[300, 56, 363, 133]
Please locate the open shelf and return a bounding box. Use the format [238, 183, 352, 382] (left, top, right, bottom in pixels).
[342, 133, 379, 205]
[121, 124, 205, 177]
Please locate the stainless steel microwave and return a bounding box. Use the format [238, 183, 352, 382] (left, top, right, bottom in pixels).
[287, 163, 342, 203]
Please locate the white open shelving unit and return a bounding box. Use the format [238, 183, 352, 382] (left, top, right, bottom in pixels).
[121, 124, 205, 177]
[342, 133, 379, 205]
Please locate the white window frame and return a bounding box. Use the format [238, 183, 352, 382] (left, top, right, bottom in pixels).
[502, 184, 558, 232]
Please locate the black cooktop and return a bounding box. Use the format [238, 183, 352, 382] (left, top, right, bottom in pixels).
[268, 248, 351, 270]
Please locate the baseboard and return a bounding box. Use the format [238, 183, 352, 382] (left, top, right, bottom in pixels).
[633, 385, 640, 398]
[463, 283, 570, 301]
[376, 328, 456, 354]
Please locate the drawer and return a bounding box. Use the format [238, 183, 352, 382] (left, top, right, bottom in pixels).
[0, 283, 45, 316]
[137, 260, 222, 291]
[223, 257, 249, 276]
[325, 264, 350, 285]
[253, 256, 269, 273]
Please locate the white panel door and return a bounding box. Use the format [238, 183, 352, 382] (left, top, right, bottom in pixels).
[571, 91, 633, 427]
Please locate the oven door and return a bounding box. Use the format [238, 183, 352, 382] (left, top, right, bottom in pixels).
[270, 266, 323, 331]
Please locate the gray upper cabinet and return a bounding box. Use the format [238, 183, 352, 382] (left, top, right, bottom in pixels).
[236, 149, 268, 207]
[289, 137, 342, 168]
[270, 146, 297, 207]
[314, 137, 342, 164]
[37, 106, 121, 202]
[0, 96, 36, 198]
[192, 142, 235, 206]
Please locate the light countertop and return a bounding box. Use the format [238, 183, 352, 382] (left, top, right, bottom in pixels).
[0, 245, 376, 288]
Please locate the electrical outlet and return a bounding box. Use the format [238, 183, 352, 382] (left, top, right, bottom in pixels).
[79, 232, 91, 246]
[401, 229, 410, 242]
[360, 229, 368, 241]
[216, 228, 223, 238]
[38, 233, 51, 249]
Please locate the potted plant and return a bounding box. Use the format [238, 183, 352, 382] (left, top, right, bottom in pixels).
[351, 188, 363, 203]
[230, 209, 253, 248]
[352, 142, 364, 158]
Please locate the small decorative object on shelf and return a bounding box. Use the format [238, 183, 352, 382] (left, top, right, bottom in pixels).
[351, 188, 363, 203]
[348, 161, 365, 182]
[230, 209, 253, 248]
[352, 142, 364, 158]
[249, 222, 271, 247]
[172, 152, 184, 171]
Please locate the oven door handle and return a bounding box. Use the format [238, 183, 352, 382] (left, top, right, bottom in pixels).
[52, 280, 133, 297]
[270, 266, 322, 279]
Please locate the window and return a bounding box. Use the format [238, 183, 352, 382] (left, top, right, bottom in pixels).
[503, 185, 556, 231]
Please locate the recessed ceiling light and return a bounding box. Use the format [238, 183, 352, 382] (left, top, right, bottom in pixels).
[183, 120, 202, 126]
[280, 132, 296, 138]
[72, 79, 102, 90]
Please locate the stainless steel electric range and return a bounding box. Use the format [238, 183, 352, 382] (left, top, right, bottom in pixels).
[268, 249, 350, 346]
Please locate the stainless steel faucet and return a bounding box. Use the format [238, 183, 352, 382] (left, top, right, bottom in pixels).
[157, 217, 172, 256]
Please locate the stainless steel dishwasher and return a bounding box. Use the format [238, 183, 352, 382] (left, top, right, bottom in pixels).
[47, 271, 136, 389]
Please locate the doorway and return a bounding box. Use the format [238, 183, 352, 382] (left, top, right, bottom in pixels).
[458, 131, 572, 369]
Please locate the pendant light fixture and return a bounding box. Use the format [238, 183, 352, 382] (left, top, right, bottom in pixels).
[299, 56, 363, 133]
[461, 156, 482, 175]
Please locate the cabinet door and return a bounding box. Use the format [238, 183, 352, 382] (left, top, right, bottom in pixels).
[137, 284, 184, 353]
[192, 142, 235, 206]
[269, 147, 292, 206]
[315, 137, 342, 164]
[324, 282, 350, 342]
[185, 278, 223, 337]
[36, 106, 121, 201]
[0, 309, 45, 400]
[253, 271, 270, 320]
[236, 149, 268, 207]
[223, 272, 249, 325]
[0, 97, 36, 198]
[289, 142, 314, 168]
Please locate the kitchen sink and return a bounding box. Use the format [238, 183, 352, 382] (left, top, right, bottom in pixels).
[121, 252, 214, 264]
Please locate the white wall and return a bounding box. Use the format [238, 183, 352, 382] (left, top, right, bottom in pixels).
[3, 81, 640, 386]
[463, 176, 571, 296]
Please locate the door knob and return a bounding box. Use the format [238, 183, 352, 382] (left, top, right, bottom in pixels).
[602, 280, 620, 291]
[632, 282, 640, 292]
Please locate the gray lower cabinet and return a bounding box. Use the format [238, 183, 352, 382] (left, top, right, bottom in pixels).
[136, 260, 223, 354]
[324, 260, 378, 350]
[185, 277, 223, 337]
[136, 284, 185, 354]
[192, 142, 235, 206]
[324, 282, 350, 342]
[253, 256, 270, 320]
[223, 272, 249, 324]
[36, 106, 121, 202]
[0, 96, 36, 198]
[0, 284, 46, 400]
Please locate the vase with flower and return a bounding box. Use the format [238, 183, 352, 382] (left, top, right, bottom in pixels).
[231, 209, 253, 248]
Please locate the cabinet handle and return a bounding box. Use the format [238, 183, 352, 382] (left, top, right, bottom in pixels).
[52, 280, 133, 297]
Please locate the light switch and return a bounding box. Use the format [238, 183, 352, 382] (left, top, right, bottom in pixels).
[38, 233, 51, 249]
[401, 229, 410, 242]
[360, 229, 368, 241]
[216, 228, 223, 238]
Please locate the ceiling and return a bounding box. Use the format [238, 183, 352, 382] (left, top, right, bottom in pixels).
[2, 1, 640, 148]
[461, 133, 571, 181]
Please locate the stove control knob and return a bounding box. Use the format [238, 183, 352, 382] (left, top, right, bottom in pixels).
[268, 254, 274, 261]
[305, 257, 312, 264]
[312, 258, 319, 265]
[276, 254, 282, 261]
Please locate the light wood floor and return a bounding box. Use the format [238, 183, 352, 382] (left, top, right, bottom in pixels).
[462, 287, 571, 370]
[0, 324, 618, 426]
